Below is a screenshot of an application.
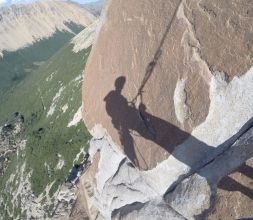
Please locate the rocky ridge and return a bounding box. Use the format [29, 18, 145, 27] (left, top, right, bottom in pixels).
[71, 20, 99, 54]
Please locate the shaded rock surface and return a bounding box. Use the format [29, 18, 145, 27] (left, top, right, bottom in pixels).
[207, 159, 253, 220]
[165, 126, 253, 219]
[112, 199, 186, 220]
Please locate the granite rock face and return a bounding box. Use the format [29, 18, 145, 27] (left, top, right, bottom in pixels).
[207, 158, 253, 220]
[73, 134, 187, 220]
[76, 129, 253, 219]
[83, 0, 253, 170]
[81, 0, 253, 219]
[165, 126, 253, 219]
[112, 199, 186, 220]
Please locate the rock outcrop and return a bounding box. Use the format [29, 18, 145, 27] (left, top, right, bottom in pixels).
[71, 20, 99, 54]
[83, 0, 253, 170]
[165, 126, 253, 219]
[0, 112, 25, 175]
[81, 0, 253, 219]
[0, 0, 96, 55]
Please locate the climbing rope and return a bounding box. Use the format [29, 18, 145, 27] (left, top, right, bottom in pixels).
[130, 0, 183, 106]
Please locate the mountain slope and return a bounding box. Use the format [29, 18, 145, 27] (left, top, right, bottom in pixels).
[0, 23, 84, 101]
[82, 0, 104, 16]
[0, 0, 96, 55]
[0, 0, 96, 105]
[0, 21, 97, 219]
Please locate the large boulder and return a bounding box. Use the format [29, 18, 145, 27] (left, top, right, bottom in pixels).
[83, 0, 253, 170]
[81, 0, 253, 218]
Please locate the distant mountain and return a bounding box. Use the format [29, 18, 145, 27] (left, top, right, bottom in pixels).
[82, 0, 104, 16]
[0, 0, 96, 55]
[0, 0, 96, 103]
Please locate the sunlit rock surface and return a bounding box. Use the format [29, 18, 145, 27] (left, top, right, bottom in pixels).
[83, 0, 253, 169]
[81, 0, 253, 219]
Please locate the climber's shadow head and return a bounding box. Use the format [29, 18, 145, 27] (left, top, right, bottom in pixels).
[104, 76, 191, 161]
[115, 76, 126, 92]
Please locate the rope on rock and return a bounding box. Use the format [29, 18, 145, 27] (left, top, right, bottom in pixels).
[130, 0, 184, 106]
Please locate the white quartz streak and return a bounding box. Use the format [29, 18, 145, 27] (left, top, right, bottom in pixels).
[67, 106, 83, 127]
[173, 78, 190, 124]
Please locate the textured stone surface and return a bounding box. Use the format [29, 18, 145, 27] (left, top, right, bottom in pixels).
[81, 0, 253, 219]
[74, 133, 186, 220]
[207, 159, 253, 220]
[82, 135, 159, 219]
[75, 126, 253, 219]
[166, 174, 212, 219]
[112, 199, 185, 220]
[165, 126, 253, 219]
[83, 0, 253, 170]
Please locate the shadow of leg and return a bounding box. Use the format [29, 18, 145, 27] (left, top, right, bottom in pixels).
[219, 175, 253, 200]
[119, 127, 138, 167]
